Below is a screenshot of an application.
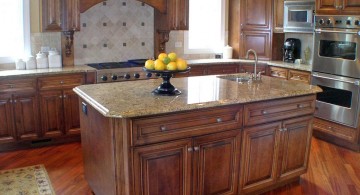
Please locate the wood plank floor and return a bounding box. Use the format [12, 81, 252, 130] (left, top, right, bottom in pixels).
[0, 137, 359, 195]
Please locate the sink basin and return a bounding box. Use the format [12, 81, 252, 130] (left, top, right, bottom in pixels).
[217, 75, 250, 83]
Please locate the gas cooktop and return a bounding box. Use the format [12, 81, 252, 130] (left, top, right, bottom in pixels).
[87, 59, 147, 70]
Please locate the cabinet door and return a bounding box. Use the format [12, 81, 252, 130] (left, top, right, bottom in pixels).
[193, 130, 241, 195]
[342, 0, 360, 14]
[240, 0, 272, 31]
[288, 70, 311, 84]
[0, 95, 15, 143]
[207, 65, 239, 75]
[240, 31, 272, 60]
[277, 116, 313, 181]
[273, 0, 284, 33]
[168, 0, 189, 30]
[42, 0, 62, 31]
[62, 0, 80, 31]
[63, 89, 80, 134]
[240, 122, 281, 194]
[133, 139, 192, 195]
[316, 0, 338, 14]
[13, 93, 40, 140]
[269, 66, 288, 79]
[39, 90, 64, 137]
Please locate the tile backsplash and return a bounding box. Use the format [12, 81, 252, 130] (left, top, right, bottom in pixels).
[74, 0, 154, 65]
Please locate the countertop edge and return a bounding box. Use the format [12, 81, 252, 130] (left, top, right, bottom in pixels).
[73, 87, 111, 117]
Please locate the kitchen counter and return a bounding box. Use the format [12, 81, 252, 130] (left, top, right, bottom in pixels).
[187, 59, 312, 72]
[74, 73, 321, 118]
[0, 65, 95, 78]
[76, 73, 321, 195]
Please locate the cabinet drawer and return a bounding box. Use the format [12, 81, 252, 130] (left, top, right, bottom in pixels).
[0, 78, 37, 93]
[207, 65, 239, 75]
[38, 74, 85, 90]
[244, 95, 315, 126]
[288, 70, 310, 84]
[131, 105, 243, 146]
[313, 118, 357, 142]
[269, 67, 287, 79]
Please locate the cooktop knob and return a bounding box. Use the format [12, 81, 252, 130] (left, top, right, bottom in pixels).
[319, 19, 324, 25]
[146, 73, 152, 78]
[355, 20, 360, 26]
[124, 74, 131, 79]
[101, 75, 108, 81]
[346, 20, 351, 25]
[326, 19, 332, 25]
[134, 73, 140, 78]
[111, 75, 118, 80]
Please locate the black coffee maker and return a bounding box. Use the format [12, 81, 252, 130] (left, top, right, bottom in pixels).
[283, 38, 301, 63]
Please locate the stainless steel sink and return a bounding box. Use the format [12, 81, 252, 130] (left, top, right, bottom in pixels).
[217, 75, 250, 83]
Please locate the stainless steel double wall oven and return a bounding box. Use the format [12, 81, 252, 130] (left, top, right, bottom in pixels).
[312, 15, 360, 128]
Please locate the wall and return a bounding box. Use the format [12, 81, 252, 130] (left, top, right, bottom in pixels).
[74, 0, 154, 65]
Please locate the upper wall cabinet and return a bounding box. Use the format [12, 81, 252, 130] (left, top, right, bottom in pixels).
[240, 0, 272, 31]
[41, 0, 80, 32]
[273, 0, 284, 33]
[316, 0, 360, 15]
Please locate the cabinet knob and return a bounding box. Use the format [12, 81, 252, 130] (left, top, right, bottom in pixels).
[160, 126, 167, 131]
[261, 110, 268, 115]
[63, 95, 67, 98]
[327, 126, 334, 131]
[194, 146, 199, 151]
[59, 95, 63, 99]
[216, 118, 222, 123]
[187, 147, 193, 152]
[60, 81, 64, 84]
[297, 104, 304, 108]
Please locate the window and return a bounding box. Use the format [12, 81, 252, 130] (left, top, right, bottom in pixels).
[184, 0, 226, 54]
[0, 0, 31, 63]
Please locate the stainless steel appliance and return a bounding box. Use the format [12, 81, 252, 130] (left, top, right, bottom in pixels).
[283, 38, 301, 63]
[284, 0, 315, 33]
[87, 59, 154, 83]
[312, 15, 360, 127]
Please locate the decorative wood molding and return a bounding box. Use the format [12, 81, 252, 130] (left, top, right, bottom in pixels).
[157, 30, 170, 53]
[63, 31, 74, 57]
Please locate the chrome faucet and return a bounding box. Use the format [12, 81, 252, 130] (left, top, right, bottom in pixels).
[245, 49, 261, 81]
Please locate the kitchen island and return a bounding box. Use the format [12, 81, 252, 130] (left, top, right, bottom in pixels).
[73, 74, 321, 195]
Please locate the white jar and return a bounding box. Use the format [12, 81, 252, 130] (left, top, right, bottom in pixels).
[223, 45, 233, 59]
[36, 52, 49, 69]
[48, 50, 62, 68]
[25, 56, 37, 70]
[15, 59, 26, 70]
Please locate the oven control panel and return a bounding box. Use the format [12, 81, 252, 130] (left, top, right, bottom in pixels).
[315, 15, 360, 29]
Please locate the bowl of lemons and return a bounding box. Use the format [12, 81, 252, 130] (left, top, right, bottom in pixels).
[143, 52, 190, 96]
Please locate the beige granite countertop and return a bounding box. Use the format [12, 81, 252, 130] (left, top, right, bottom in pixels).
[74, 74, 321, 118]
[187, 59, 312, 72]
[0, 65, 95, 78]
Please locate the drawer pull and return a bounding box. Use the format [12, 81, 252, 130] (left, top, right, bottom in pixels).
[327, 126, 334, 131]
[297, 104, 304, 108]
[194, 146, 199, 151]
[160, 126, 167, 131]
[187, 147, 193, 152]
[216, 118, 222, 123]
[261, 110, 268, 115]
[59, 95, 63, 99]
[60, 81, 64, 84]
[63, 95, 67, 98]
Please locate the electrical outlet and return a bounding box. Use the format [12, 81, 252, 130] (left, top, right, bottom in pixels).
[40, 46, 50, 53]
[175, 42, 182, 48]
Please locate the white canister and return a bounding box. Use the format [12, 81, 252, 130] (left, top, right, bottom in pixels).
[25, 56, 37, 70]
[36, 52, 49, 69]
[223, 45, 233, 59]
[48, 50, 62, 68]
[15, 59, 26, 70]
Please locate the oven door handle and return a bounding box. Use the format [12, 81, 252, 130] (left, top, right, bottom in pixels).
[312, 73, 360, 85]
[314, 29, 360, 35]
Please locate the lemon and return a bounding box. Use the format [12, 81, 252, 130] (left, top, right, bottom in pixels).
[162, 57, 171, 65]
[176, 58, 188, 70]
[166, 62, 177, 71]
[144, 59, 155, 70]
[168, 52, 177, 62]
[154, 59, 166, 71]
[158, 53, 167, 61]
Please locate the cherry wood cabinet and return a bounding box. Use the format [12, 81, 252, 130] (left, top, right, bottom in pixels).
[273, 0, 284, 33]
[41, 0, 80, 32]
[239, 30, 272, 60]
[268, 66, 311, 84]
[207, 64, 239, 75]
[316, 0, 360, 15]
[239, 63, 268, 76]
[240, 0, 272, 31]
[0, 78, 39, 144]
[38, 74, 85, 137]
[240, 116, 313, 194]
[79, 0, 104, 13]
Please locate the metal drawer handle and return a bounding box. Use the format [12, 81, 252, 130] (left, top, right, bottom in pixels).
[216, 118, 222, 123]
[261, 110, 268, 115]
[160, 126, 167, 131]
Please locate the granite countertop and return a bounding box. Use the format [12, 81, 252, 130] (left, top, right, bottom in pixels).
[187, 59, 312, 72]
[0, 65, 95, 78]
[74, 74, 322, 118]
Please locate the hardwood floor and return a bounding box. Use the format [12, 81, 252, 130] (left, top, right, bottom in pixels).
[0, 137, 359, 195]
